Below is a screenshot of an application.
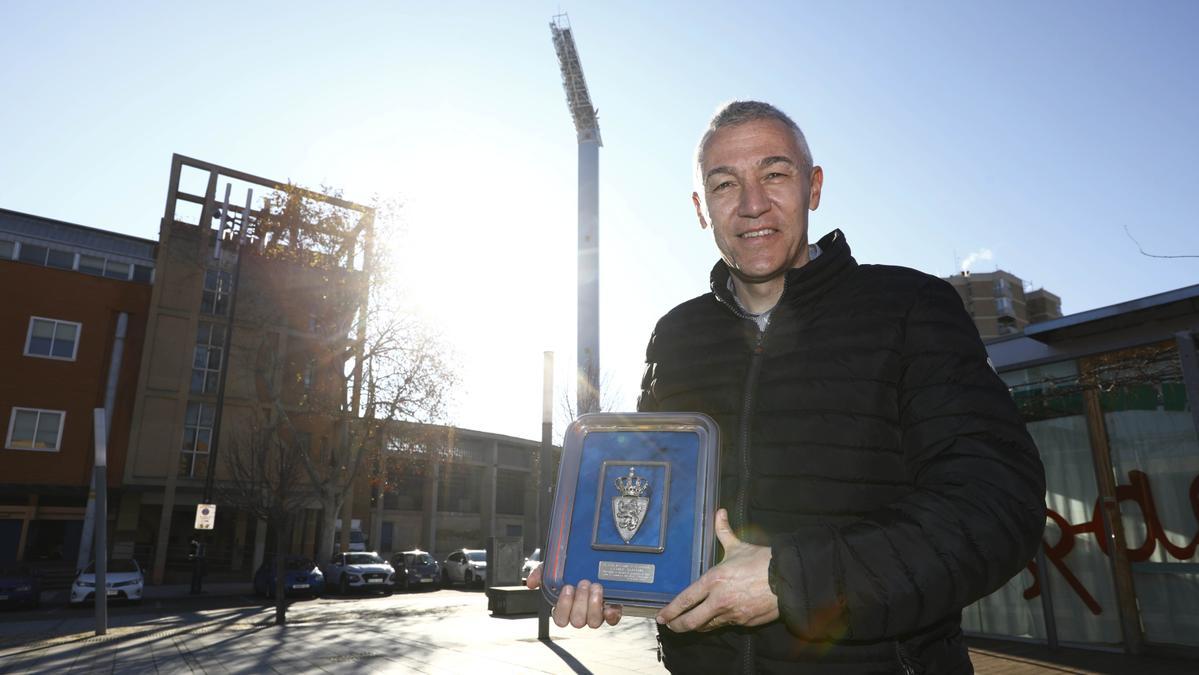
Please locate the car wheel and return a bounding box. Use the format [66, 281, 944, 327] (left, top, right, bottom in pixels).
[339, 576, 350, 596]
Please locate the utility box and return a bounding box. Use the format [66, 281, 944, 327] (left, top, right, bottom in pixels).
[486, 536, 523, 588]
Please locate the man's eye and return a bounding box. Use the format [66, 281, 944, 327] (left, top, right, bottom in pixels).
[711, 181, 734, 192]
[765, 172, 787, 180]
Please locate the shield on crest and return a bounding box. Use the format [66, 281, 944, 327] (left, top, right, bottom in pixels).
[611, 466, 651, 543]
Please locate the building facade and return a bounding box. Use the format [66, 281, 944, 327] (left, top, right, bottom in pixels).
[945, 269, 1062, 339]
[370, 423, 548, 562]
[0, 209, 154, 571]
[964, 284, 1199, 655]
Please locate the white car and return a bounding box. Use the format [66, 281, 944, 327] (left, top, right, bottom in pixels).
[521, 548, 542, 583]
[70, 559, 144, 605]
[441, 549, 487, 587]
[321, 551, 395, 595]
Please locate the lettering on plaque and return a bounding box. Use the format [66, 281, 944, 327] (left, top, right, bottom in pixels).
[597, 560, 656, 584]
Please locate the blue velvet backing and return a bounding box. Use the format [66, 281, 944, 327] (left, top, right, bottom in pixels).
[562, 430, 699, 601]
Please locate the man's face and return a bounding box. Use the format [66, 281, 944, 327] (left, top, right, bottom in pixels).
[693, 118, 823, 286]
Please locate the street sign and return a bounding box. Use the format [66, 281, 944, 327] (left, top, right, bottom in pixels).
[194, 504, 216, 530]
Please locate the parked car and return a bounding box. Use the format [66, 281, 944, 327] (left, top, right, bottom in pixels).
[253, 555, 324, 598]
[0, 564, 41, 608]
[321, 551, 394, 595]
[521, 548, 542, 583]
[389, 549, 439, 592]
[441, 549, 487, 587]
[70, 559, 143, 605]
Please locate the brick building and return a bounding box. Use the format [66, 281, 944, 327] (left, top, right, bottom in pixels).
[945, 269, 1062, 340]
[0, 209, 154, 571]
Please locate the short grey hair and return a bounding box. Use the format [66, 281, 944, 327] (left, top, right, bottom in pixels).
[694, 100, 813, 190]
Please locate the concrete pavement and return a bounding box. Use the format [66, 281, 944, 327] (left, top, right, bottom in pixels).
[3, 586, 1197, 674]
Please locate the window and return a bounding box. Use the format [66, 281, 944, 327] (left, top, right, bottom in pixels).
[201, 269, 232, 315]
[190, 322, 225, 393]
[78, 254, 105, 276]
[18, 243, 47, 265]
[132, 264, 154, 283]
[179, 402, 215, 478]
[996, 296, 1015, 316]
[104, 260, 131, 280]
[24, 317, 81, 360]
[46, 249, 74, 270]
[0, 240, 14, 259]
[302, 357, 316, 390]
[994, 277, 1011, 297]
[5, 408, 65, 451]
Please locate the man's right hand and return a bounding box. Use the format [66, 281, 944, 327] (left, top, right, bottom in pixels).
[526, 565, 623, 628]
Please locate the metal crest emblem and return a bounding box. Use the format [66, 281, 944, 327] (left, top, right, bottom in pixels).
[612, 467, 651, 543]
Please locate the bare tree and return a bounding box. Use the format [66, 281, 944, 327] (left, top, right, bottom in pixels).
[241, 188, 455, 563]
[216, 411, 309, 625]
[555, 367, 624, 443]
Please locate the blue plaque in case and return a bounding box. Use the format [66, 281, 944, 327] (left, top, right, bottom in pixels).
[542, 413, 720, 608]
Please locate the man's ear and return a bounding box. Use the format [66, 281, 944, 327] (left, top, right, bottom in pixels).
[693, 192, 709, 230]
[808, 166, 824, 211]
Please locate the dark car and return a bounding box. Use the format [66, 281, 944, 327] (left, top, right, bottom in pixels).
[0, 564, 41, 609]
[253, 556, 325, 598]
[389, 549, 439, 592]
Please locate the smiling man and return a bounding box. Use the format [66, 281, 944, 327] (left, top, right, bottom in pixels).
[531, 100, 1045, 674]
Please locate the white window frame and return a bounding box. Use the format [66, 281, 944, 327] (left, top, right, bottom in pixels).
[23, 316, 82, 361]
[5, 407, 66, 452]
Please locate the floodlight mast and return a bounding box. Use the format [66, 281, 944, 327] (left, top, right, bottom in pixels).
[550, 13, 602, 416]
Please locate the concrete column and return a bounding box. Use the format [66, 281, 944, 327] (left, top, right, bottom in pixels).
[1176, 331, 1199, 441]
[480, 440, 498, 540]
[251, 518, 267, 574]
[422, 461, 439, 555]
[291, 509, 305, 552]
[16, 495, 37, 562]
[303, 509, 317, 558]
[112, 492, 141, 560]
[151, 484, 177, 584]
[230, 512, 248, 572]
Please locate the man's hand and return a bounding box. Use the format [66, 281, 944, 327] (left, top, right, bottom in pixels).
[656, 508, 778, 632]
[525, 564, 623, 628]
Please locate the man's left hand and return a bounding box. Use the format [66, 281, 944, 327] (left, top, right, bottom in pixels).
[655, 508, 779, 632]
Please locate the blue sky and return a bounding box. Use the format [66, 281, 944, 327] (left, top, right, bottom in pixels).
[2, 1, 1196, 440]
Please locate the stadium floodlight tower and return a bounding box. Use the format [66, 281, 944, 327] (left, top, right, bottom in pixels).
[550, 13, 602, 416]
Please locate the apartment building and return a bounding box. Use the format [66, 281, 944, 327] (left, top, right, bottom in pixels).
[0, 209, 153, 568]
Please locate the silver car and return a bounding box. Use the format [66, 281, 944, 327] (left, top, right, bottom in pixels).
[321, 551, 395, 595]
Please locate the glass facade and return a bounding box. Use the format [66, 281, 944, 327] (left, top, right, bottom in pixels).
[964, 339, 1199, 649]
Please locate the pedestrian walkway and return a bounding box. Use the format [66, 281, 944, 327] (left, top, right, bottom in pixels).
[3, 587, 1196, 674]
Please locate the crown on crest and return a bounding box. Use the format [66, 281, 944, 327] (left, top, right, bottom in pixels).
[615, 466, 650, 498]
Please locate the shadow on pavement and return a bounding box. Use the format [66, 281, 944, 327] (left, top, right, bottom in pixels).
[539, 636, 593, 674]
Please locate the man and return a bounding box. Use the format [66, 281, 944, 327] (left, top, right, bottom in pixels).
[530, 100, 1045, 674]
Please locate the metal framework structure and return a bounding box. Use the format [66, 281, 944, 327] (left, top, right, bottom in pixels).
[550, 14, 602, 417]
[550, 14, 602, 145]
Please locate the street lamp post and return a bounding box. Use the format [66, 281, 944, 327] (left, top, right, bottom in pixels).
[92, 409, 108, 636]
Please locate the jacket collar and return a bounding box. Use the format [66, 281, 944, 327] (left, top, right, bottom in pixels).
[709, 229, 856, 313]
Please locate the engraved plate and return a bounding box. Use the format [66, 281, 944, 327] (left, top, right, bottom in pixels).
[597, 560, 656, 584]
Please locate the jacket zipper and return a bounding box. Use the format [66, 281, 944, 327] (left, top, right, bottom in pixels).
[737, 326, 767, 675]
[715, 279, 783, 675]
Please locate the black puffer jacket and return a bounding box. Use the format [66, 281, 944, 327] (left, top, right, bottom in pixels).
[638, 230, 1045, 674]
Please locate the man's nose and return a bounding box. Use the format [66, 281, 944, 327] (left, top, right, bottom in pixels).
[737, 181, 770, 218]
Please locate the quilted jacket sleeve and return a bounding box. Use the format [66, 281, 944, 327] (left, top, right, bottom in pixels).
[770, 277, 1046, 640]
